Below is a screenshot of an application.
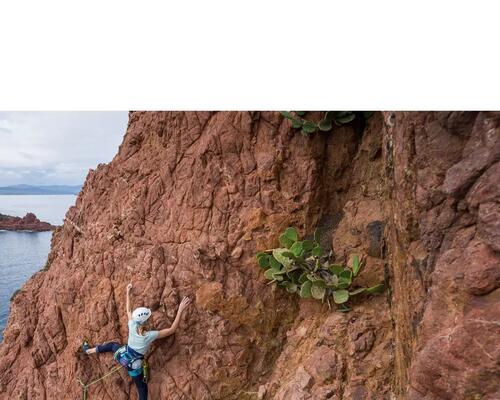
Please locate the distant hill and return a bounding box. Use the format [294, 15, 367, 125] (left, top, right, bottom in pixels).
[0, 184, 82, 195]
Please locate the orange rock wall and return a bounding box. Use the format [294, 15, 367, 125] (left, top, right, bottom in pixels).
[1, 112, 498, 399]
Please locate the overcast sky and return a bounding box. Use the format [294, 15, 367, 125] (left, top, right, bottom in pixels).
[0, 112, 128, 186]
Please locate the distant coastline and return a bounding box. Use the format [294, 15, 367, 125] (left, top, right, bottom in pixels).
[0, 184, 81, 195]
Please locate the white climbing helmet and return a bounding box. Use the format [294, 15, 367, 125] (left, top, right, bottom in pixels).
[132, 307, 152, 324]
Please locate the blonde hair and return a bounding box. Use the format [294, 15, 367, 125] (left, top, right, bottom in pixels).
[137, 324, 147, 336]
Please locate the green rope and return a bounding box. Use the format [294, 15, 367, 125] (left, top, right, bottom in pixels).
[77, 365, 122, 399]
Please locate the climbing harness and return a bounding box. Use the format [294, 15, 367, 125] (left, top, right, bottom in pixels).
[113, 345, 145, 376]
[77, 365, 122, 400]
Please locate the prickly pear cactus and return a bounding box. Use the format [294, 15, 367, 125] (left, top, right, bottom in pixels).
[256, 227, 384, 311]
[280, 111, 373, 136]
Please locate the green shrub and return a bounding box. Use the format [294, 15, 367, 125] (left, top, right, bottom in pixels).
[256, 227, 384, 311]
[280, 111, 374, 136]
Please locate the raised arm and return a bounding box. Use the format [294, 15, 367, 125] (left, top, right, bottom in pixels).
[126, 283, 132, 320]
[158, 297, 191, 339]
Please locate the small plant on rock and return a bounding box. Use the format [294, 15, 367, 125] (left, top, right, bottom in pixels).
[281, 111, 374, 136]
[256, 227, 384, 311]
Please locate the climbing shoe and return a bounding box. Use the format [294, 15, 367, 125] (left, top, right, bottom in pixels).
[82, 340, 90, 354]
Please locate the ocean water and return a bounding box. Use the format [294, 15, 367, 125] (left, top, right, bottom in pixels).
[0, 195, 76, 341]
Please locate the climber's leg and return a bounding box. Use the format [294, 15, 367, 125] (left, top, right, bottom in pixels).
[132, 373, 148, 400]
[84, 346, 97, 354]
[83, 341, 122, 355]
[95, 341, 122, 354]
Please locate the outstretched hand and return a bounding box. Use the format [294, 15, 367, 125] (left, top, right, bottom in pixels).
[126, 283, 132, 292]
[157, 296, 192, 339]
[179, 296, 191, 313]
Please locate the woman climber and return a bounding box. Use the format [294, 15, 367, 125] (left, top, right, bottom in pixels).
[82, 283, 191, 400]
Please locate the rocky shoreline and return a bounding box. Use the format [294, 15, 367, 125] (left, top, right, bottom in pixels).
[0, 212, 56, 231]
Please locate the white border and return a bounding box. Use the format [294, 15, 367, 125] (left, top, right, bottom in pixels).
[0, 1, 499, 110]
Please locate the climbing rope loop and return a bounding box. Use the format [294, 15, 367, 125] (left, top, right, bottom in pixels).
[77, 365, 122, 400]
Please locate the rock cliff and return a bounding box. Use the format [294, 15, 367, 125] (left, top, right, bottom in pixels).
[0, 112, 498, 399]
[0, 212, 56, 231]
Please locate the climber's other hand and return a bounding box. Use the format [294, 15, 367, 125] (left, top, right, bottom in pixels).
[179, 296, 191, 312]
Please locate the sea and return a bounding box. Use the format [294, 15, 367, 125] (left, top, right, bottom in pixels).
[0, 195, 76, 342]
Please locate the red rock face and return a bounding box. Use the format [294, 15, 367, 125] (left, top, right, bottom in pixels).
[394, 112, 500, 400]
[0, 212, 56, 231]
[0, 112, 498, 399]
